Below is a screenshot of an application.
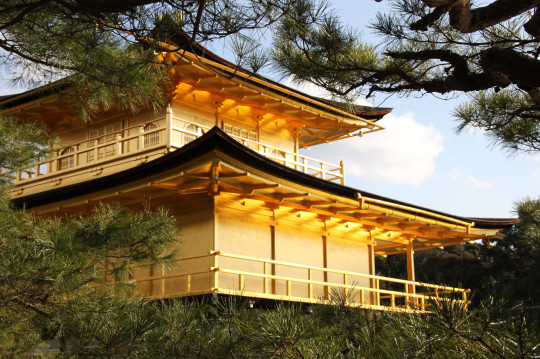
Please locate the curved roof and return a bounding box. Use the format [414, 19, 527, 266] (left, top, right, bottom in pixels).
[0, 81, 69, 109]
[168, 35, 391, 122]
[11, 126, 517, 231]
[0, 42, 391, 123]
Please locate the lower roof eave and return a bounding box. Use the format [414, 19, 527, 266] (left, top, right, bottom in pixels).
[11, 127, 518, 236]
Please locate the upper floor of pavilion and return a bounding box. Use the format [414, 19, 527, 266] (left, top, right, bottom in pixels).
[1, 44, 390, 198]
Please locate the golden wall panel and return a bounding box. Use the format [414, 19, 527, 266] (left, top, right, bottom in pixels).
[217, 200, 273, 294]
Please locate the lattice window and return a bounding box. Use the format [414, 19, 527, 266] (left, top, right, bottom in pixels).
[58, 146, 75, 170]
[182, 123, 198, 145]
[223, 124, 257, 149]
[88, 121, 122, 161]
[143, 123, 160, 148]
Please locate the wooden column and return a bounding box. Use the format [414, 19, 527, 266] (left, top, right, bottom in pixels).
[166, 103, 173, 151]
[212, 196, 219, 292]
[214, 101, 222, 126]
[322, 235, 329, 300]
[293, 129, 299, 171]
[270, 224, 276, 294]
[368, 234, 376, 305]
[406, 237, 416, 306]
[256, 115, 263, 152]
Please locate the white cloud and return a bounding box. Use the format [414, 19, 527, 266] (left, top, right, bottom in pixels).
[464, 176, 492, 189]
[306, 113, 444, 186]
[285, 77, 444, 185]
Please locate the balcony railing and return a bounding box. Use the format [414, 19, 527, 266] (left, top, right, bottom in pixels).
[6, 118, 168, 184]
[9, 118, 344, 188]
[131, 251, 470, 313]
[220, 133, 344, 184]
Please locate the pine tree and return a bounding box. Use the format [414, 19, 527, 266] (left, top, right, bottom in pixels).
[0, 0, 295, 119]
[272, 0, 540, 153]
[0, 117, 178, 356]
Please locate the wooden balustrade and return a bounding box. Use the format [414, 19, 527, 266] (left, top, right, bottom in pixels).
[228, 136, 344, 184]
[131, 251, 470, 312]
[170, 121, 344, 184]
[11, 119, 166, 183]
[12, 118, 345, 187]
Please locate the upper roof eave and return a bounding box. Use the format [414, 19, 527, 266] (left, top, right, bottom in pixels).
[0, 48, 390, 127]
[174, 46, 389, 125]
[0, 79, 69, 110]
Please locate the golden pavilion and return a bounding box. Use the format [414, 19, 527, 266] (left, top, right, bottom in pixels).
[1, 42, 517, 313]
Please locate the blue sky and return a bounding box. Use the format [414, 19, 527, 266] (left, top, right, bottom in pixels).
[1, 1, 538, 219]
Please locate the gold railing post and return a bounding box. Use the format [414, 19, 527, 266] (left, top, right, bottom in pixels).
[286, 280, 291, 297]
[239, 274, 244, 291]
[213, 253, 219, 291]
[308, 269, 313, 299]
[343, 274, 347, 299]
[160, 265, 165, 298]
[139, 126, 144, 149]
[166, 104, 173, 151]
[94, 139, 99, 160]
[405, 283, 410, 309]
[74, 145, 80, 167]
[322, 260, 329, 301]
[116, 133, 122, 156]
[264, 262, 269, 294]
[376, 279, 380, 306]
[406, 238, 417, 307]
